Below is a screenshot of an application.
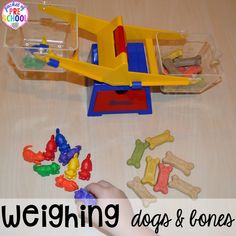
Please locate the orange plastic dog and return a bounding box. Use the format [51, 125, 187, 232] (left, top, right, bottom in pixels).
[22, 145, 45, 165]
[55, 175, 79, 192]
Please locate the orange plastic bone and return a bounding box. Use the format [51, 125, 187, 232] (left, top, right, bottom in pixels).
[22, 145, 44, 165]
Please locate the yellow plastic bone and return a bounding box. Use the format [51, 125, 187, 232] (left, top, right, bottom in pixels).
[145, 130, 174, 150]
[141, 156, 160, 186]
[163, 48, 183, 60]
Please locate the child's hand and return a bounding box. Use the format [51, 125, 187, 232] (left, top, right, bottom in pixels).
[86, 180, 134, 236]
[86, 180, 128, 199]
[82, 180, 156, 236]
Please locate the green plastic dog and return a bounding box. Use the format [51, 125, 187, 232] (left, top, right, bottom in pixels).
[33, 162, 60, 177]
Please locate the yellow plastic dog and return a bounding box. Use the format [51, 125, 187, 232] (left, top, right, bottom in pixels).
[64, 153, 80, 179]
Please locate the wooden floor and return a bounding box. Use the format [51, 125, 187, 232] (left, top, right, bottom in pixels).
[0, 0, 235, 203]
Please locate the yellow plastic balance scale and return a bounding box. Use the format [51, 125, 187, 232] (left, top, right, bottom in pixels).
[36, 4, 194, 88]
[20, 4, 199, 116]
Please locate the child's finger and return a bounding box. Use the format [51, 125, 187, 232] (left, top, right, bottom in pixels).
[86, 182, 104, 197]
[97, 180, 114, 188]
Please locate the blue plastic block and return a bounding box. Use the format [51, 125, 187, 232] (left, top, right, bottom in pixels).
[132, 81, 142, 89]
[47, 59, 59, 68]
[127, 43, 148, 73]
[91, 44, 98, 65]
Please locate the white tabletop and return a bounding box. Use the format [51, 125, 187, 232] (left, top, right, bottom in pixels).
[0, 0, 235, 202]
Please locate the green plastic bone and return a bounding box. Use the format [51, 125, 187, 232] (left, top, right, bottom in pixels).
[127, 139, 149, 169]
[33, 162, 60, 177]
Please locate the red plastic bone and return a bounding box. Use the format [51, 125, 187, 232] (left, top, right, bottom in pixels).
[153, 163, 173, 194]
[55, 175, 79, 192]
[43, 135, 57, 161]
[79, 153, 92, 180]
[23, 145, 44, 165]
[184, 65, 202, 75]
[178, 65, 202, 75]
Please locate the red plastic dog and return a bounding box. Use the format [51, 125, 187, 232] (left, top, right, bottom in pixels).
[79, 153, 92, 180]
[23, 145, 45, 165]
[43, 135, 57, 161]
[55, 175, 79, 192]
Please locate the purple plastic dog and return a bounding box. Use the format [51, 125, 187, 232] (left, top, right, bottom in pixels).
[74, 188, 97, 206]
[58, 145, 81, 166]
